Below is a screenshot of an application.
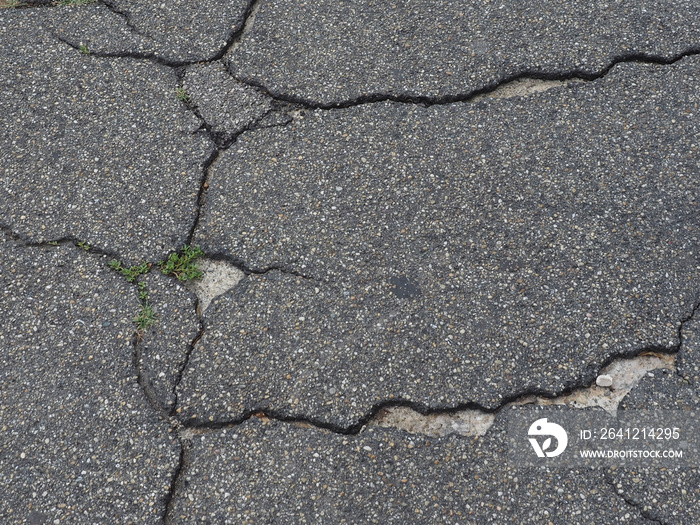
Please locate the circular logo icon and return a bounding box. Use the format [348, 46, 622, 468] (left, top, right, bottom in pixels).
[528, 418, 568, 458]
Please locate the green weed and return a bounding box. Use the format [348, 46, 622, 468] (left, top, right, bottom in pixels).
[109, 259, 150, 283]
[135, 303, 156, 330]
[160, 245, 204, 281]
[176, 88, 190, 102]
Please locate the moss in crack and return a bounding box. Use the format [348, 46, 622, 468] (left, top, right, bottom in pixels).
[160, 245, 204, 281]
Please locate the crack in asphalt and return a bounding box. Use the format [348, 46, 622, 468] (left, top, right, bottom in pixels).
[8, 222, 694, 443]
[46, 14, 700, 113]
[0, 222, 120, 258]
[9, 11, 700, 519]
[162, 437, 189, 525]
[48, 0, 262, 67]
[603, 474, 669, 525]
[168, 323, 205, 417]
[173, 295, 700, 437]
[231, 47, 700, 109]
[97, 0, 155, 43]
[175, 347, 689, 438]
[181, 104, 294, 254]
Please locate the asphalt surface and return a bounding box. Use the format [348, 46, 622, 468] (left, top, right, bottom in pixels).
[1, 1, 699, 524]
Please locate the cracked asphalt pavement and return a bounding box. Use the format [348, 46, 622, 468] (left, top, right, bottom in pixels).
[1, 1, 699, 523]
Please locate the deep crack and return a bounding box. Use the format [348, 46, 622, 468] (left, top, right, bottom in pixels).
[232, 47, 700, 109]
[176, 344, 683, 438]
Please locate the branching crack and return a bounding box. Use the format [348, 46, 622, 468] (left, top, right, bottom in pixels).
[46, 0, 262, 67]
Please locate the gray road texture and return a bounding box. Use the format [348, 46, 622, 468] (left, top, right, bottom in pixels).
[184, 58, 700, 428]
[1, 0, 699, 523]
[0, 237, 180, 523]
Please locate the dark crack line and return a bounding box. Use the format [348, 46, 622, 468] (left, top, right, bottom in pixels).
[177, 342, 682, 436]
[0, 222, 122, 258]
[1, 223, 177, 418]
[52, 31, 160, 61]
[97, 0, 155, 43]
[48, 0, 262, 67]
[181, 100, 301, 252]
[603, 474, 669, 525]
[677, 297, 700, 348]
[184, 147, 219, 247]
[131, 331, 173, 418]
[199, 251, 320, 283]
[232, 46, 700, 110]
[169, 322, 205, 417]
[162, 435, 190, 525]
[674, 297, 700, 380]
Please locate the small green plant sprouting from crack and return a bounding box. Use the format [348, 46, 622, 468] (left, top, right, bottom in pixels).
[137, 281, 148, 301]
[160, 245, 204, 281]
[135, 281, 155, 330]
[175, 87, 190, 103]
[47, 241, 59, 246]
[77, 241, 90, 251]
[109, 259, 150, 283]
[108, 260, 155, 330]
[79, 44, 89, 55]
[135, 302, 156, 330]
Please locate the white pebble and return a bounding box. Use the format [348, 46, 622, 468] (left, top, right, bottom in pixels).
[595, 374, 613, 388]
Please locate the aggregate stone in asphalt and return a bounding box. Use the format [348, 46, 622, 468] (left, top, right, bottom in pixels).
[168, 415, 652, 525]
[182, 58, 700, 428]
[0, 11, 214, 263]
[0, 238, 180, 524]
[44, 0, 251, 63]
[227, 0, 700, 105]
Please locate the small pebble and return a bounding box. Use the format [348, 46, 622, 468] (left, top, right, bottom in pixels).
[596, 374, 613, 388]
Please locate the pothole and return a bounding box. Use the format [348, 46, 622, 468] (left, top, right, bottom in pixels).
[185, 258, 244, 313]
[368, 352, 675, 438]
